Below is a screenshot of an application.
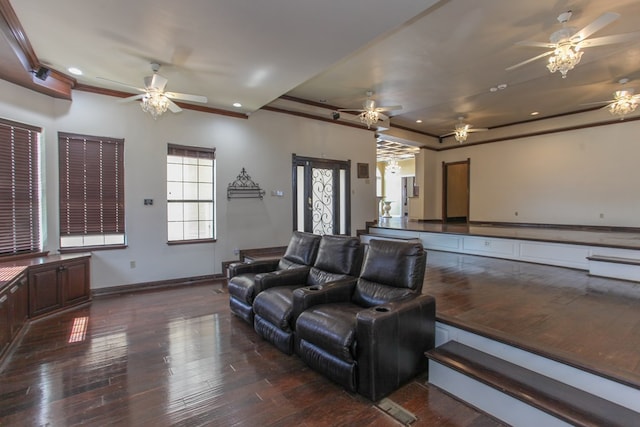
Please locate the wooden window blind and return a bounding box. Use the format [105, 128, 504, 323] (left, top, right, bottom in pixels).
[58, 132, 125, 243]
[0, 119, 41, 256]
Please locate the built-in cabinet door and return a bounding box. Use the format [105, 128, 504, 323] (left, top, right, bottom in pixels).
[29, 266, 62, 317]
[0, 287, 10, 356]
[9, 275, 28, 337]
[63, 260, 90, 306]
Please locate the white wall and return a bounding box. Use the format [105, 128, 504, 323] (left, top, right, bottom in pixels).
[0, 80, 377, 289]
[422, 114, 640, 227]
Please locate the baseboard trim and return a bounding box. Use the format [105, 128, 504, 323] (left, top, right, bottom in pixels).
[92, 274, 225, 298]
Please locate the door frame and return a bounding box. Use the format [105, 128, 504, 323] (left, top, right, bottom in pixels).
[292, 154, 351, 235]
[442, 158, 470, 223]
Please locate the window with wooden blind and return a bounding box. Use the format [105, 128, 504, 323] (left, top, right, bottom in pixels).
[0, 119, 42, 257]
[58, 132, 125, 249]
[167, 144, 215, 243]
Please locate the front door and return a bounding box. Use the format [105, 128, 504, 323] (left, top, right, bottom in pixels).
[292, 154, 351, 235]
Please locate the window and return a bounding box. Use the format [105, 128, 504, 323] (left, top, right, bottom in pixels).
[58, 132, 125, 249]
[167, 144, 215, 243]
[0, 119, 41, 257]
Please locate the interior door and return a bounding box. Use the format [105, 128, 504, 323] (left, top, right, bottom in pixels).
[292, 155, 351, 235]
[443, 159, 470, 223]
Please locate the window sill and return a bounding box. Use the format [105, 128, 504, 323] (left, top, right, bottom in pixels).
[167, 239, 216, 246]
[59, 244, 128, 253]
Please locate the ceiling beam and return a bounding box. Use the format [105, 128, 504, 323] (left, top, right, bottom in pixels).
[0, 0, 74, 99]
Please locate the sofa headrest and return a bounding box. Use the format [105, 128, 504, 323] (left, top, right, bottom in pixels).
[359, 239, 426, 292]
[281, 231, 322, 266]
[313, 234, 362, 276]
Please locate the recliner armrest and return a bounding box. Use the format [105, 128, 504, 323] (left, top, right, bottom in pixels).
[254, 266, 311, 293]
[355, 294, 436, 401]
[292, 277, 357, 321]
[228, 259, 280, 278]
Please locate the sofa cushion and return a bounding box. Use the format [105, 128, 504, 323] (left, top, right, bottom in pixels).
[296, 303, 362, 363]
[253, 285, 300, 332]
[279, 231, 322, 267]
[312, 235, 362, 276]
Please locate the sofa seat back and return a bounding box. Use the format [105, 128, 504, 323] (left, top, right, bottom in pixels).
[352, 239, 426, 307]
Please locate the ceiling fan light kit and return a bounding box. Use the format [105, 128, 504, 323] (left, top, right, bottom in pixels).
[141, 90, 171, 119]
[98, 63, 207, 119]
[608, 89, 639, 118]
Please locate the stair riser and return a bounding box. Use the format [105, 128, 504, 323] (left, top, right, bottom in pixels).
[436, 322, 640, 412]
[429, 361, 573, 427]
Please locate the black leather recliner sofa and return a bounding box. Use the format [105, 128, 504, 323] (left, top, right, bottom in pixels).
[292, 239, 435, 401]
[252, 234, 363, 355]
[227, 231, 321, 324]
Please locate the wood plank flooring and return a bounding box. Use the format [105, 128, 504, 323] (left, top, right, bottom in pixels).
[423, 250, 640, 388]
[0, 280, 503, 426]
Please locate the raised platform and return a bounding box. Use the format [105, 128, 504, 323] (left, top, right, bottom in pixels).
[417, 248, 640, 425]
[368, 219, 640, 286]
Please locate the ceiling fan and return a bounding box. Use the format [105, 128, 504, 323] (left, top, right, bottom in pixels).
[337, 91, 402, 128]
[506, 11, 640, 78]
[582, 79, 640, 119]
[97, 63, 208, 118]
[441, 117, 488, 143]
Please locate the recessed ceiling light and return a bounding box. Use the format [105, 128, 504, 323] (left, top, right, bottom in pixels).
[530, 111, 540, 116]
[68, 67, 83, 76]
[416, 119, 423, 123]
[233, 102, 242, 108]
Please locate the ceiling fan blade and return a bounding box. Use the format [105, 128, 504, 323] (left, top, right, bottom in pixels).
[515, 40, 555, 48]
[167, 99, 182, 113]
[375, 105, 402, 112]
[506, 50, 554, 71]
[118, 94, 145, 103]
[96, 76, 145, 92]
[337, 108, 365, 113]
[378, 112, 390, 121]
[144, 74, 168, 91]
[164, 92, 208, 103]
[440, 131, 456, 137]
[573, 12, 620, 41]
[579, 32, 640, 47]
[467, 128, 489, 133]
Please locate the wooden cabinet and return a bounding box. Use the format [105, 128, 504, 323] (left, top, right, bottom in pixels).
[28, 256, 90, 318]
[0, 272, 28, 359]
[0, 254, 90, 364]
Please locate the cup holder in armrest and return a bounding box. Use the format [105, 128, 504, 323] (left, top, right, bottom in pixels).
[374, 306, 390, 312]
[308, 285, 321, 291]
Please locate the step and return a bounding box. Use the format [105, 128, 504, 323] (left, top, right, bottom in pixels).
[426, 341, 640, 427]
[359, 233, 421, 244]
[587, 255, 640, 282]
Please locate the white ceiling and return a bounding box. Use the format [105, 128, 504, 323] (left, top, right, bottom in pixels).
[4, 0, 640, 149]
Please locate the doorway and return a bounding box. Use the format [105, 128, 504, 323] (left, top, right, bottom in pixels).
[442, 159, 470, 223]
[292, 154, 351, 235]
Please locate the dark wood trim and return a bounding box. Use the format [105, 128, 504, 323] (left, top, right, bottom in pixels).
[0, 0, 37, 70]
[0, 0, 74, 99]
[468, 220, 640, 234]
[0, 251, 49, 262]
[438, 115, 640, 151]
[91, 274, 223, 297]
[262, 105, 373, 131]
[74, 83, 248, 119]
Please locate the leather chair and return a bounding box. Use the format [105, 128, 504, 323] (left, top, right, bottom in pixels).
[293, 239, 435, 401]
[252, 234, 363, 355]
[227, 231, 321, 324]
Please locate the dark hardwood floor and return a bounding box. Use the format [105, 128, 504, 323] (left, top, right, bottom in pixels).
[4, 246, 638, 426]
[0, 278, 503, 426]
